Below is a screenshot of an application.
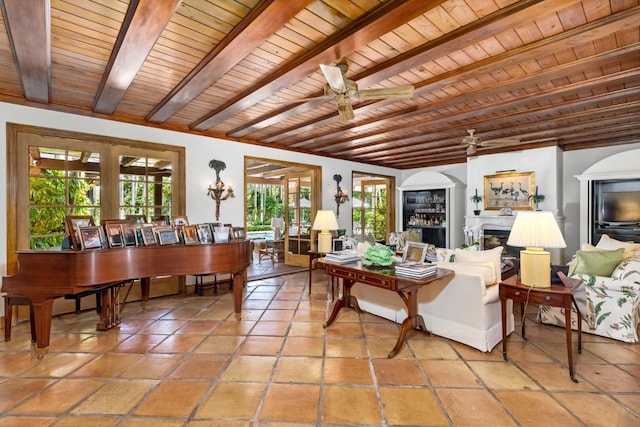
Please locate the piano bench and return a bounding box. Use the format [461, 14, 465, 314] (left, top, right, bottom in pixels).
[4, 295, 35, 342]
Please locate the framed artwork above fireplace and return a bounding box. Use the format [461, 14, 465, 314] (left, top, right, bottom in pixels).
[484, 171, 534, 210]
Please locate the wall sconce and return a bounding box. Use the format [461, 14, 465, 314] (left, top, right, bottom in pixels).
[207, 159, 234, 221]
[333, 174, 349, 218]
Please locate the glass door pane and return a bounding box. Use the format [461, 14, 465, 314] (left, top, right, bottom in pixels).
[285, 171, 315, 266]
[354, 178, 391, 243]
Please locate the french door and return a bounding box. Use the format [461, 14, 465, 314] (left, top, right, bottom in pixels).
[285, 170, 317, 267]
[353, 177, 394, 242]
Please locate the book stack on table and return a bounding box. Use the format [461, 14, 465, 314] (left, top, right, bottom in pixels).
[394, 261, 437, 278]
[324, 250, 361, 264]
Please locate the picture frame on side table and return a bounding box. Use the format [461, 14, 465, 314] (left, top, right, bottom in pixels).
[402, 242, 428, 263]
[78, 226, 103, 250]
[333, 239, 344, 252]
[484, 171, 534, 210]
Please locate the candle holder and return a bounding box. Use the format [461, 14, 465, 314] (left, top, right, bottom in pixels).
[207, 159, 234, 221]
[333, 174, 349, 218]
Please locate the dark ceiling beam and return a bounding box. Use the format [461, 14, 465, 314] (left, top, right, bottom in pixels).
[228, 0, 562, 138]
[265, 6, 640, 147]
[93, 0, 182, 114]
[190, 0, 446, 131]
[0, 0, 51, 102]
[146, 0, 312, 123]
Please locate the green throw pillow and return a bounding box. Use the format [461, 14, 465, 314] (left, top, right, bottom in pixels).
[571, 248, 624, 277]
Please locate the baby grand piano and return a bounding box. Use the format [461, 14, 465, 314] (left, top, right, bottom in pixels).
[2, 240, 251, 357]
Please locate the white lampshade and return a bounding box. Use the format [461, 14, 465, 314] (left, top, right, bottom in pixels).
[507, 211, 566, 288]
[271, 217, 284, 240]
[312, 210, 339, 253]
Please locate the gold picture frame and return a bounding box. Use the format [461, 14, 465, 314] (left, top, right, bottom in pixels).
[483, 171, 534, 210]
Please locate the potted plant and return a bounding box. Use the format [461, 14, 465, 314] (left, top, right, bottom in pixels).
[528, 186, 545, 210]
[470, 189, 483, 215]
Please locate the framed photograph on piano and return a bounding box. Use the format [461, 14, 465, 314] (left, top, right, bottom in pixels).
[105, 224, 124, 248]
[78, 226, 103, 250]
[156, 227, 179, 245]
[141, 226, 157, 245]
[66, 215, 95, 250]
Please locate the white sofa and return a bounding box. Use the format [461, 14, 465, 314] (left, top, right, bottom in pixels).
[351, 259, 514, 352]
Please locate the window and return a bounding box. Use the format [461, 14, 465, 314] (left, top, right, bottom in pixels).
[8, 124, 184, 256]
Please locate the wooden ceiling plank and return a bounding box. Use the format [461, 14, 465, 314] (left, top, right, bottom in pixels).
[0, 0, 51, 102]
[92, 0, 182, 114]
[228, 0, 579, 138]
[191, 0, 447, 131]
[146, 0, 312, 123]
[276, 15, 640, 150]
[351, 93, 640, 161]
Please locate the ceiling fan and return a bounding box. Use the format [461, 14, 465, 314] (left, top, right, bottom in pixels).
[281, 59, 414, 121]
[462, 129, 520, 155]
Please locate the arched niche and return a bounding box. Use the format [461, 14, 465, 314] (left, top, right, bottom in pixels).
[576, 149, 640, 244]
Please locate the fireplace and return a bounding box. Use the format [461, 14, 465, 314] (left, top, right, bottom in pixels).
[483, 229, 522, 259]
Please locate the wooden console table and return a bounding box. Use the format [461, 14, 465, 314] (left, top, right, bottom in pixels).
[500, 275, 582, 382]
[321, 260, 454, 357]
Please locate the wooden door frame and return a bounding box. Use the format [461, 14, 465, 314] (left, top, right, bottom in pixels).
[244, 156, 321, 266]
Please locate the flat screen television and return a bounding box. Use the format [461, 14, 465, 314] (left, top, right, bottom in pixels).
[601, 191, 640, 225]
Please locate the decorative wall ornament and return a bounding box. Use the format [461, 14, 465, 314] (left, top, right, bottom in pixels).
[207, 159, 234, 220]
[333, 174, 349, 218]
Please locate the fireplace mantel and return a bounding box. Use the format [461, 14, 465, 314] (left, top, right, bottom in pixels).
[465, 215, 516, 231]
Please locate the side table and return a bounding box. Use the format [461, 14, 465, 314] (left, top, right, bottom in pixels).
[499, 275, 582, 383]
[308, 251, 339, 298]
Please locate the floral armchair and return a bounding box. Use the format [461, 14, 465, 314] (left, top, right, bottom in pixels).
[539, 256, 640, 343]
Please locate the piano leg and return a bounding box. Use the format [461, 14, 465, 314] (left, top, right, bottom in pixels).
[233, 271, 244, 320]
[29, 297, 54, 358]
[140, 277, 150, 309]
[96, 285, 122, 331]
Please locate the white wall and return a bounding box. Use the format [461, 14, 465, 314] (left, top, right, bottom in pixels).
[2, 101, 639, 275]
[0, 102, 401, 281]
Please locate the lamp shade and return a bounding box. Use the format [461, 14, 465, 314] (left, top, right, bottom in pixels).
[312, 210, 339, 253]
[312, 210, 339, 231]
[507, 211, 566, 288]
[270, 217, 285, 228]
[507, 211, 566, 249]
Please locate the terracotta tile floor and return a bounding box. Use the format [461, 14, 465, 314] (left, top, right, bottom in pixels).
[1, 270, 639, 426]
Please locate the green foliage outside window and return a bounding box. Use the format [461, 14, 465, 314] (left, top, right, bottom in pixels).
[29, 169, 95, 249]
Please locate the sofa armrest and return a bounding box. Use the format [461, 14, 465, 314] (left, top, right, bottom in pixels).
[573, 273, 640, 293]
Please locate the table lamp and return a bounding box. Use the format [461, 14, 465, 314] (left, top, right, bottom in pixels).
[507, 211, 566, 288]
[271, 217, 284, 241]
[312, 210, 339, 253]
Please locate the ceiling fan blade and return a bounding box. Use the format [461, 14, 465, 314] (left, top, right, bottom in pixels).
[337, 101, 354, 121]
[479, 139, 520, 147]
[320, 64, 346, 92]
[355, 85, 414, 100]
[273, 95, 331, 104]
